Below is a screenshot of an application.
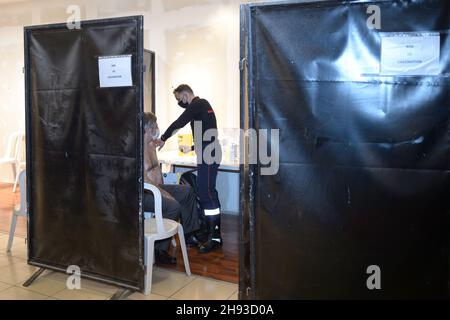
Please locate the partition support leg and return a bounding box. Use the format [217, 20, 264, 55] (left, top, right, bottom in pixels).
[110, 289, 134, 300]
[23, 268, 46, 287]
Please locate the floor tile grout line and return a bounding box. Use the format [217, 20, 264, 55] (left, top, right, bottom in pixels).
[165, 272, 198, 299]
[137, 291, 171, 300]
[169, 277, 238, 300]
[225, 289, 238, 300]
[195, 273, 239, 287]
[127, 292, 169, 300]
[0, 285, 50, 299]
[0, 283, 12, 293]
[13, 283, 52, 298]
[57, 286, 114, 297]
[40, 271, 119, 297]
[46, 285, 70, 298]
[51, 288, 113, 300]
[8, 269, 111, 299]
[0, 258, 27, 268]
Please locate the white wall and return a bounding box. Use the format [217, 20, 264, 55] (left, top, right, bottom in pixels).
[0, 0, 278, 182]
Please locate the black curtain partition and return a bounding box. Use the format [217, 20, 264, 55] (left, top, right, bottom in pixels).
[24, 16, 145, 290]
[240, 0, 450, 299]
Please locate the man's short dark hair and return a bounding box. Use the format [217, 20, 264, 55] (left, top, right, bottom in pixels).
[173, 84, 194, 95]
[143, 112, 157, 131]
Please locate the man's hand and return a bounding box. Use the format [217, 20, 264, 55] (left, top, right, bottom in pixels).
[144, 132, 152, 147]
[154, 139, 165, 151]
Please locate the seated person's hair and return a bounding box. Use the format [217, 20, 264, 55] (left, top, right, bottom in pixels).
[143, 112, 157, 131]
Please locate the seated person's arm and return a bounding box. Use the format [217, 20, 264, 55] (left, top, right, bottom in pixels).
[144, 150, 162, 185]
[143, 112, 174, 199]
[144, 141, 172, 198]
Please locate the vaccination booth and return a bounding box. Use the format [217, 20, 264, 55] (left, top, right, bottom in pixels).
[240, 0, 450, 299]
[21, 0, 450, 300]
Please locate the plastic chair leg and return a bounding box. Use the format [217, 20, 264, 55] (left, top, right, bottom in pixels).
[12, 170, 20, 193]
[171, 238, 177, 248]
[11, 163, 16, 193]
[144, 237, 155, 295]
[7, 214, 17, 252]
[177, 224, 191, 276]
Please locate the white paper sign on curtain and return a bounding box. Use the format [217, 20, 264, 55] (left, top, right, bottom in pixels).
[98, 55, 133, 87]
[380, 33, 440, 76]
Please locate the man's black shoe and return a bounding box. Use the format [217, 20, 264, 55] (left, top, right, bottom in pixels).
[198, 215, 223, 254]
[155, 250, 177, 265]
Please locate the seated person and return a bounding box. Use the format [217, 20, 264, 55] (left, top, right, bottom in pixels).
[143, 112, 201, 265]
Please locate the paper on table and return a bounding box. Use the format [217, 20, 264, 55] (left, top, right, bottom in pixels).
[98, 54, 133, 87]
[380, 32, 440, 76]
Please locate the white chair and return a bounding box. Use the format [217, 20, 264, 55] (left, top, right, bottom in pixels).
[6, 170, 27, 252]
[0, 132, 25, 192]
[12, 137, 26, 193]
[162, 173, 180, 248]
[144, 183, 191, 295]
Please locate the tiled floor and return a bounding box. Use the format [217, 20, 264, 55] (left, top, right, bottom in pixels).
[0, 232, 238, 300]
[0, 183, 239, 284]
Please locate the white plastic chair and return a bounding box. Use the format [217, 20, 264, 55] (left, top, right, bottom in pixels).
[12, 138, 26, 193]
[7, 170, 27, 252]
[162, 172, 180, 248]
[0, 132, 25, 192]
[144, 183, 191, 295]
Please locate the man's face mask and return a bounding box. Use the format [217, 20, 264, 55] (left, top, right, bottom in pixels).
[178, 101, 189, 109]
[178, 94, 189, 109]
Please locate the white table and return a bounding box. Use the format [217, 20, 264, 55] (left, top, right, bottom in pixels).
[158, 150, 239, 172]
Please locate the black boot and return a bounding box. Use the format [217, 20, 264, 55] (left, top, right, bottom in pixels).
[195, 217, 209, 243]
[198, 215, 223, 254]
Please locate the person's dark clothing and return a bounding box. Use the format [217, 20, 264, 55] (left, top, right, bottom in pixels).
[160, 97, 218, 151]
[160, 96, 222, 213]
[197, 162, 221, 211]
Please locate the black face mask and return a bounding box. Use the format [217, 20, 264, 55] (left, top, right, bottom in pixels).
[178, 100, 189, 109]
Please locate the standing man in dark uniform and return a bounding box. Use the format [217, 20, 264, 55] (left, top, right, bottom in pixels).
[155, 84, 222, 254]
